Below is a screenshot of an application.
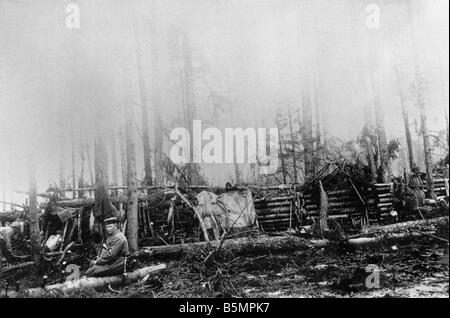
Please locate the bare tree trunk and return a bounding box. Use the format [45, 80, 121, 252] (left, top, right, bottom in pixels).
[125, 105, 139, 252]
[58, 115, 65, 197]
[445, 107, 449, 150]
[85, 132, 94, 187]
[119, 127, 127, 187]
[417, 84, 435, 198]
[110, 131, 118, 196]
[367, 31, 391, 182]
[28, 154, 40, 264]
[394, 66, 415, 171]
[94, 134, 109, 236]
[276, 114, 287, 184]
[133, 17, 153, 192]
[357, 55, 378, 182]
[71, 119, 76, 199]
[181, 33, 199, 184]
[408, 3, 435, 198]
[78, 131, 85, 198]
[302, 71, 314, 180]
[288, 108, 298, 183]
[150, 0, 164, 186]
[368, 64, 390, 182]
[314, 77, 322, 153]
[2, 179, 5, 211]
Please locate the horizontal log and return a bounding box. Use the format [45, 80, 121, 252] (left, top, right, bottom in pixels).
[304, 189, 353, 198]
[255, 207, 292, 215]
[377, 203, 393, 208]
[139, 235, 311, 260]
[16, 264, 167, 298]
[253, 201, 292, 208]
[258, 218, 293, 224]
[365, 217, 448, 233]
[1, 261, 35, 274]
[305, 207, 361, 215]
[253, 196, 295, 204]
[257, 213, 293, 221]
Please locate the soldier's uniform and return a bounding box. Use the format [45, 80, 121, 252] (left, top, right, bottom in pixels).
[406, 170, 426, 211]
[0, 225, 17, 260]
[85, 218, 129, 277]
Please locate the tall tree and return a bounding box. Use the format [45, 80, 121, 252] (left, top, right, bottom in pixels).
[394, 66, 415, 171]
[150, 0, 164, 185]
[302, 71, 314, 180]
[110, 131, 119, 196]
[178, 31, 203, 184]
[28, 154, 40, 264]
[133, 16, 153, 192]
[368, 32, 391, 182]
[357, 56, 378, 182]
[71, 119, 76, 198]
[78, 130, 85, 198]
[125, 102, 139, 252]
[85, 133, 95, 187]
[408, 3, 435, 198]
[94, 132, 110, 236]
[288, 108, 298, 183]
[119, 127, 127, 187]
[58, 116, 66, 197]
[276, 112, 287, 184]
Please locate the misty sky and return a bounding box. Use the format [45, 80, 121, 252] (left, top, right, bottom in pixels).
[0, 0, 448, 205]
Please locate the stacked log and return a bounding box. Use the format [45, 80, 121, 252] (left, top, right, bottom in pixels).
[303, 188, 364, 220]
[366, 179, 448, 223]
[366, 183, 393, 223]
[253, 195, 297, 232]
[424, 178, 448, 197]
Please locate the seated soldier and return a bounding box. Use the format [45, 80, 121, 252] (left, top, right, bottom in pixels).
[85, 217, 129, 277]
[0, 222, 22, 262]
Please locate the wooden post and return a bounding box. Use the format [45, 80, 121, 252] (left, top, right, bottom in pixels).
[319, 180, 328, 235]
[28, 154, 41, 264]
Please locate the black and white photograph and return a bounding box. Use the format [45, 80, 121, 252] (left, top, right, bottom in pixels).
[0, 0, 448, 302]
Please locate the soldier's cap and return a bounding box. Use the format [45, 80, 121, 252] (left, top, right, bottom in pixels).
[104, 217, 118, 225]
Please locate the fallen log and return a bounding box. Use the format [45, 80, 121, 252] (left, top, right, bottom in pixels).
[11, 264, 166, 298]
[363, 216, 448, 234]
[137, 224, 441, 261]
[312, 231, 439, 248]
[1, 261, 35, 274]
[255, 207, 292, 215]
[138, 235, 311, 260]
[254, 201, 293, 208]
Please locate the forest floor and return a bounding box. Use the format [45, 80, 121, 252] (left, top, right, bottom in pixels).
[2, 225, 449, 298]
[105, 237, 449, 298]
